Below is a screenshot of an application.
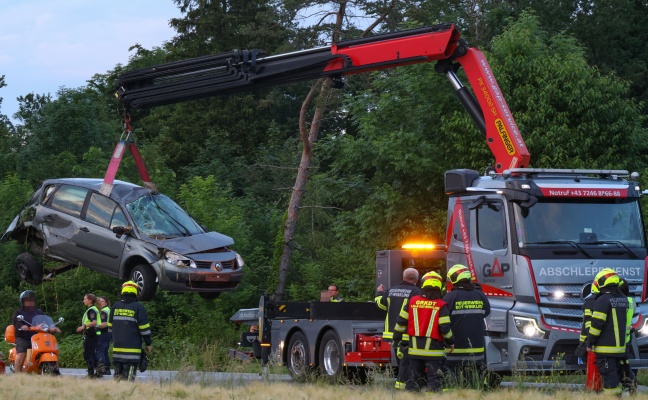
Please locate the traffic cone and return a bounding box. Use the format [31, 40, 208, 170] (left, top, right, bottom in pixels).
[586, 351, 602, 391]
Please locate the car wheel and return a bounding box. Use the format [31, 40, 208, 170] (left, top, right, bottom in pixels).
[319, 330, 343, 381]
[131, 264, 157, 301]
[16, 253, 43, 285]
[198, 292, 221, 300]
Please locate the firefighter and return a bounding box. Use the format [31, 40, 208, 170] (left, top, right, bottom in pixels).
[443, 264, 491, 388]
[575, 273, 601, 391]
[585, 269, 628, 396]
[375, 267, 421, 389]
[618, 278, 637, 392]
[393, 275, 454, 392]
[108, 281, 152, 381]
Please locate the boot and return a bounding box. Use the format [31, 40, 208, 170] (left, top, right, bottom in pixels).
[87, 368, 98, 379]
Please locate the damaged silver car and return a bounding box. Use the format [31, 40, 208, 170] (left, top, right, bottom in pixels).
[2, 178, 244, 300]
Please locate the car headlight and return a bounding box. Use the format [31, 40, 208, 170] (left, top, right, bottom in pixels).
[165, 251, 197, 268]
[514, 316, 546, 338]
[637, 317, 648, 337]
[236, 252, 244, 268]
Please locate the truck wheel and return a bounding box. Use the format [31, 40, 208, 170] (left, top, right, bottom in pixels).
[319, 330, 343, 381]
[131, 264, 157, 301]
[16, 253, 43, 285]
[287, 331, 312, 382]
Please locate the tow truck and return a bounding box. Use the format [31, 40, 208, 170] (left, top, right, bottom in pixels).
[115, 22, 648, 378]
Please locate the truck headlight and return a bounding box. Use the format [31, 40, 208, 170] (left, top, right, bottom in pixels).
[165, 251, 197, 268]
[514, 316, 546, 338]
[637, 318, 648, 337]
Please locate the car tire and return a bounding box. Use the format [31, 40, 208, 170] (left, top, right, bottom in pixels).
[16, 253, 43, 285]
[198, 292, 221, 300]
[131, 264, 157, 301]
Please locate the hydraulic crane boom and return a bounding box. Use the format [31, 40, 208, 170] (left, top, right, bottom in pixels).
[116, 22, 530, 172]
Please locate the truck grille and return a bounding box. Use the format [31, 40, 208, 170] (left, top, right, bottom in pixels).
[537, 283, 642, 331]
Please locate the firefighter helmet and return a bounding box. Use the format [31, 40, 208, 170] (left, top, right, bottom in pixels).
[447, 264, 471, 285]
[593, 268, 619, 292]
[121, 280, 139, 295]
[421, 271, 442, 283]
[421, 276, 443, 290]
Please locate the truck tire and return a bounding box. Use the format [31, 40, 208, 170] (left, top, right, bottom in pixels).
[319, 330, 344, 381]
[131, 264, 157, 301]
[16, 253, 43, 285]
[287, 331, 312, 382]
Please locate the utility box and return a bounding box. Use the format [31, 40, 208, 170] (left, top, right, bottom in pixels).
[375, 248, 446, 290]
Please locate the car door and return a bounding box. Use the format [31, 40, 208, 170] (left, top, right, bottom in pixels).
[72, 192, 129, 275]
[39, 184, 90, 264]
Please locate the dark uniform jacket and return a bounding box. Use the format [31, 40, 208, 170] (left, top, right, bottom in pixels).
[442, 282, 490, 362]
[108, 295, 152, 363]
[579, 295, 597, 343]
[587, 287, 628, 357]
[375, 281, 421, 342]
[393, 294, 454, 359]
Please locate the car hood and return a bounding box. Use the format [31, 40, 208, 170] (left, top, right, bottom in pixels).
[146, 231, 235, 254]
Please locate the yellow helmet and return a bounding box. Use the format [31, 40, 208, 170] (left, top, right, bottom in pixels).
[593, 268, 619, 292]
[121, 280, 139, 295]
[421, 276, 443, 290]
[447, 264, 471, 285]
[422, 271, 442, 283]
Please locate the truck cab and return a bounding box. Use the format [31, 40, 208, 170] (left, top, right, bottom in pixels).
[445, 168, 648, 372]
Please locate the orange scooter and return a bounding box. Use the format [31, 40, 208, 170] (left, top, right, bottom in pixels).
[5, 314, 63, 374]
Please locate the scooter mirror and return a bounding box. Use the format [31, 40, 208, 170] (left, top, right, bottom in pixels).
[58, 317, 64, 323]
[17, 315, 24, 321]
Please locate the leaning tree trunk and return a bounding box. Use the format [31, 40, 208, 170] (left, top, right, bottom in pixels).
[273, 78, 330, 301]
[272, 0, 396, 301]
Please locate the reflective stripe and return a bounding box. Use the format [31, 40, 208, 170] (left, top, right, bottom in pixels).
[442, 331, 453, 339]
[394, 324, 406, 333]
[375, 296, 387, 310]
[140, 329, 151, 335]
[413, 308, 421, 336]
[612, 309, 620, 348]
[592, 311, 607, 321]
[438, 316, 450, 324]
[113, 347, 142, 353]
[589, 327, 601, 336]
[382, 332, 393, 340]
[409, 348, 445, 357]
[113, 353, 140, 361]
[583, 310, 592, 317]
[451, 309, 485, 315]
[592, 345, 626, 354]
[424, 310, 437, 337]
[450, 347, 484, 354]
[139, 323, 150, 330]
[398, 309, 408, 319]
[602, 387, 622, 395]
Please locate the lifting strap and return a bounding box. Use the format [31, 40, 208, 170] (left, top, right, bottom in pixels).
[100, 115, 156, 196]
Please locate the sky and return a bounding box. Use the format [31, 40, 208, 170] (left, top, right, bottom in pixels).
[0, 0, 183, 122]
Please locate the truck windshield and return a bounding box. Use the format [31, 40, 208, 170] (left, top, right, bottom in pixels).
[127, 193, 205, 239]
[514, 198, 645, 248]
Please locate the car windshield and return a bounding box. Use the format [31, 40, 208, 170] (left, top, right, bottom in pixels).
[126, 193, 205, 239]
[514, 198, 645, 248]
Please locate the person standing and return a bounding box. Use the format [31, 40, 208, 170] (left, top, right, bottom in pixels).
[96, 296, 112, 376]
[586, 269, 628, 396]
[76, 293, 102, 378]
[375, 267, 421, 389]
[576, 276, 601, 391]
[393, 275, 454, 392]
[328, 285, 343, 302]
[109, 281, 152, 381]
[443, 264, 491, 388]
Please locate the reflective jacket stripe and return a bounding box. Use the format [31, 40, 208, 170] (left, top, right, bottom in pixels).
[449, 347, 484, 354]
[591, 345, 626, 354]
[592, 311, 607, 321]
[451, 309, 485, 315]
[612, 309, 620, 348]
[409, 348, 445, 357]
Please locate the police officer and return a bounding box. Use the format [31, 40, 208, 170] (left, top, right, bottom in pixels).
[443, 264, 491, 388]
[96, 296, 112, 376]
[586, 269, 628, 396]
[76, 293, 102, 378]
[393, 275, 454, 392]
[375, 267, 421, 389]
[108, 281, 152, 381]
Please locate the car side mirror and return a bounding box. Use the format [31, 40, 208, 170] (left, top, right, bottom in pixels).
[112, 226, 133, 238]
